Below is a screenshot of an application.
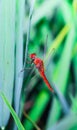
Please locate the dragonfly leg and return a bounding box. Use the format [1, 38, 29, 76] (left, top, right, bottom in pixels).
[24, 69, 39, 92]
[18, 67, 33, 77]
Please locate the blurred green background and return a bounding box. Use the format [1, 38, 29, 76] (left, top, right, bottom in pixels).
[0, 0, 77, 130]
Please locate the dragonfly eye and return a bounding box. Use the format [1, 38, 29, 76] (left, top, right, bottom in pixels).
[30, 53, 36, 60]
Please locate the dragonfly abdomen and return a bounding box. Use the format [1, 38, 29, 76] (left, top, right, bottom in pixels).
[39, 71, 54, 92]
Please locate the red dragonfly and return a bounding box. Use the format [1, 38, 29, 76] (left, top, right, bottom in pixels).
[30, 53, 54, 92]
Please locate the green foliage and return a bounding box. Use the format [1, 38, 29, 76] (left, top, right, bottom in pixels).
[0, 0, 77, 130]
[0, 92, 25, 130]
[23, 90, 50, 130]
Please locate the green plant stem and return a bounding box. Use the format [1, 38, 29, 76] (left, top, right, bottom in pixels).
[24, 0, 35, 67]
[23, 111, 41, 130]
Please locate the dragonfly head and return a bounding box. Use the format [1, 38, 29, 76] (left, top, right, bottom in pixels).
[30, 53, 36, 60]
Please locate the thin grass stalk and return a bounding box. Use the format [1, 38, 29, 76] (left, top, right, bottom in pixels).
[23, 111, 41, 130]
[23, 90, 50, 130]
[24, 0, 35, 67]
[24, 0, 61, 30]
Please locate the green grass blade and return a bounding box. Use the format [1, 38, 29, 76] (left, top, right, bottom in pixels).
[24, 0, 35, 67]
[0, 92, 25, 130]
[45, 24, 70, 63]
[25, 0, 61, 30]
[46, 25, 75, 128]
[32, 0, 61, 25]
[73, 52, 77, 90]
[0, 0, 15, 127]
[14, 0, 25, 115]
[60, 0, 72, 23]
[48, 114, 77, 130]
[72, 0, 77, 90]
[70, 95, 77, 113]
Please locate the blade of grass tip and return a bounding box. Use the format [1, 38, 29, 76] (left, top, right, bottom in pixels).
[24, 0, 35, 68]
[32, 0, 61, 25]
[14, 0, 25, 115]
[23, 90, 50, 130]
[44, 24, 70, 64]
[0, 0, 15, 128]
[46, 25, 75, 128]
[1, 127, 5, 130]
[0, 92, 25, 130]
[24, 0, 61, 32]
